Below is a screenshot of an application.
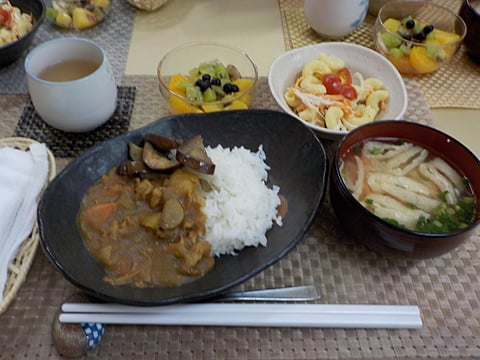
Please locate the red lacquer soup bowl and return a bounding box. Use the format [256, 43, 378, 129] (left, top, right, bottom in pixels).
[330, 120, 480, 259]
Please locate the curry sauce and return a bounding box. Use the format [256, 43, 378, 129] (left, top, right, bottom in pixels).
[78, 167, 215, 288]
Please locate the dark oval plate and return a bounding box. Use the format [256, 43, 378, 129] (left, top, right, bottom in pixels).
[38, 109, 328, 306]
[0, 0, 45, 67]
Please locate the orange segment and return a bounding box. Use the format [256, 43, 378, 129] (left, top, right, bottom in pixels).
[232, 78, 254, 92]
[387, 54, 413, 73]
[238, 93, 252, 106]
[224, 100, 249, 110]
[232, 78, 254, 105]
[432, 29, 460, 45]
[169, 96, 202, 114]
[167, 74, 204, 113]
[409, 47, 442, 74]
[167, 74, 190, 96]
[201, 103, 224, 113]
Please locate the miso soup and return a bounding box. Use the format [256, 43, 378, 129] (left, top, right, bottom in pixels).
[340, 139, 476, 233]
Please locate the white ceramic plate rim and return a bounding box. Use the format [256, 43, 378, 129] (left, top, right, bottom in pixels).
[268, 42, 408, 139]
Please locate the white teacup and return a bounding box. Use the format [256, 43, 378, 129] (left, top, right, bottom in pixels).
[24, 38, 118, 133]
[304, 0, 369, 39]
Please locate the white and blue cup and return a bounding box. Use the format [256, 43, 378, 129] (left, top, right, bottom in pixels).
[304, 0, 369, 39]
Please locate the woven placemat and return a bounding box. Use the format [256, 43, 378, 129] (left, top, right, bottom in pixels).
[14, 86, 136, 157]
[0, 0, 136, 94]
[122, 75, 434, 131]
[0, 76, 479, 359]
[279, 0, 480, 109]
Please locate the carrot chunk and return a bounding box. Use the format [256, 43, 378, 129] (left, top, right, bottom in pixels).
[82, 202, 117, 231]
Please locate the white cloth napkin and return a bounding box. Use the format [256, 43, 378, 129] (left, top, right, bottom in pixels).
[0, 143, 49, 302]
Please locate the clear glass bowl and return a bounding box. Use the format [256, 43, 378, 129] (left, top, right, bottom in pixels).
[373, 1, 466, 74]
[157, 42, 258, 114]
[46, 0, 111, 30]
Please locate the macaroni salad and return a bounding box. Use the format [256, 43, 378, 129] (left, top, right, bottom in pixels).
[284, 53, 389, 131]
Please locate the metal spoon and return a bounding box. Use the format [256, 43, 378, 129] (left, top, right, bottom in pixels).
[212, 285, 321, 302]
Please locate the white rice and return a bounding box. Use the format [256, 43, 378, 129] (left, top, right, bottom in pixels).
[201, 145, 282, 257]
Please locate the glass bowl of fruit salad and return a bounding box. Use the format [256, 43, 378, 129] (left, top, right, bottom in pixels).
[373, 1, 466, 74]
[46, 0, 110, 30]
[157, 42, 258, 114]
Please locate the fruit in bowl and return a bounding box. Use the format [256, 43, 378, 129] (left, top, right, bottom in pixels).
[166, 61, 255, 113]
[158, 43, 258, 115]
[0, 0, 45, 67]
[46, 0, 110, 30]
[373, 1, 466, 74]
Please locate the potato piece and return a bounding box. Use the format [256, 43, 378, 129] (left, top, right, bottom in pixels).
[139, 212, 163, 230]
[160, 199, 184, 230]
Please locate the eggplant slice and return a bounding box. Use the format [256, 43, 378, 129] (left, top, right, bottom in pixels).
[119, 134, 216, 177]
[117, 160, 149, 176]
[146, 133, 183, 151]
[175, 135, 216, 175]
[128, 142, 144, 161]
[143, 142, 181, 172]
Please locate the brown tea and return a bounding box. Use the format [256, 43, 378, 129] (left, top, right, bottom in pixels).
[38, 59, 100, 82]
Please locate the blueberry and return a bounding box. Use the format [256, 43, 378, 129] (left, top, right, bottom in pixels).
[210, 77, 221, 86]
[195, 79, 210, 92]
[223, 83, 239, 94]
[405, 19, 415, 29]
[423, 25, 434, 35]
[223, 83, 233, 94]
[413, 32, 426, 41]
[201, 74, 211, 82]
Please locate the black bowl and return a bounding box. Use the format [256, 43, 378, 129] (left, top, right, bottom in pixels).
[0, 0, 45, 67]
[459, 0, 480, 63]
[330, 120, 480, 259]
[38, 110, 328, 305]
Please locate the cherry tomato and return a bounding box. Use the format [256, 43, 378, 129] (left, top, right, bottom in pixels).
[322, 73, 342, 94]
[0, 9, 12, 27]
[322, 69, 358, 100]
[336, 67, 353, 85]
[339, 84, 358, 100]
